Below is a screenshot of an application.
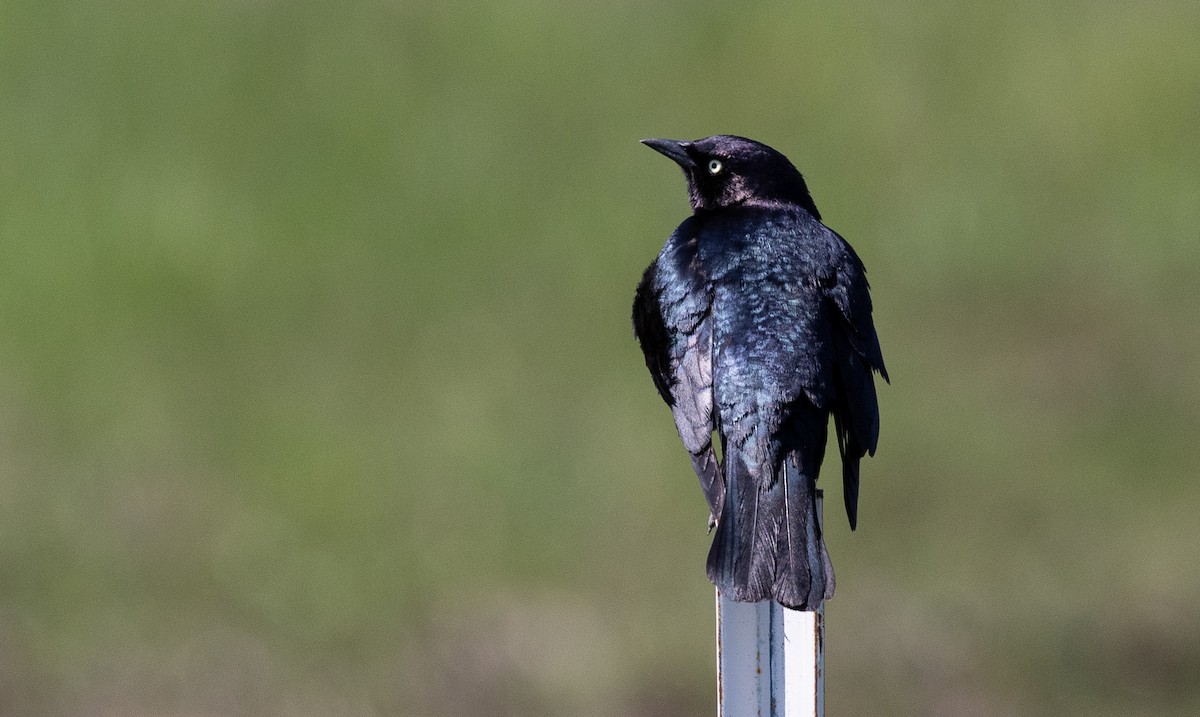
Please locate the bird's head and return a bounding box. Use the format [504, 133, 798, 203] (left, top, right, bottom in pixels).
[640, 135, 821, 219]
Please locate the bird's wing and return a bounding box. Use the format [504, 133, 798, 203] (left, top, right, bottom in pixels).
[825, 232, 887, 529]
[633, 221, 723, 519]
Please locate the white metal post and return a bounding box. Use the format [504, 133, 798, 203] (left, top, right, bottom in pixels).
[715, 492, 825, 717]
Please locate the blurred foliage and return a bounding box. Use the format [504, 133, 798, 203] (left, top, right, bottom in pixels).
[1, 1, 1198, 715]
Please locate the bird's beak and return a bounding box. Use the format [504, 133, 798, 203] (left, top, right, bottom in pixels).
[641, 138, 696, 170]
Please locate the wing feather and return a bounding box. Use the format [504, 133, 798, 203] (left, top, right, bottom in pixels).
[633, 220, 723, 518]
[825, 232, 887, 528]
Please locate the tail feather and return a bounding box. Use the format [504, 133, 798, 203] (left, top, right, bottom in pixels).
[706, 446, 833, 610]
[706, 445, 771, 602]
[772, 454, 833, 609]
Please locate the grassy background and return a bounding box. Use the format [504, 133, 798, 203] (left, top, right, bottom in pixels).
[2, 1, 1198, 715]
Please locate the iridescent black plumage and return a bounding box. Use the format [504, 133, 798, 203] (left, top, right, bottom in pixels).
[633, 135, 887, 610]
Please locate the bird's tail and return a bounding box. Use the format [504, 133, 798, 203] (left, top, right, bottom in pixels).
[706, 447, 834, 610]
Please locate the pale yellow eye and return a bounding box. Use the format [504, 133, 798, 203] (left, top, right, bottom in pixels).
[707, 159, 723, 175]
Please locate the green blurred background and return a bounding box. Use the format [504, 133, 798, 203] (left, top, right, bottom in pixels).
[2, 1, 1198, 715]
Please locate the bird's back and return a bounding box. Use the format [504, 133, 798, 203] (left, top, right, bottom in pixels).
[699, 205, 842, 418]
